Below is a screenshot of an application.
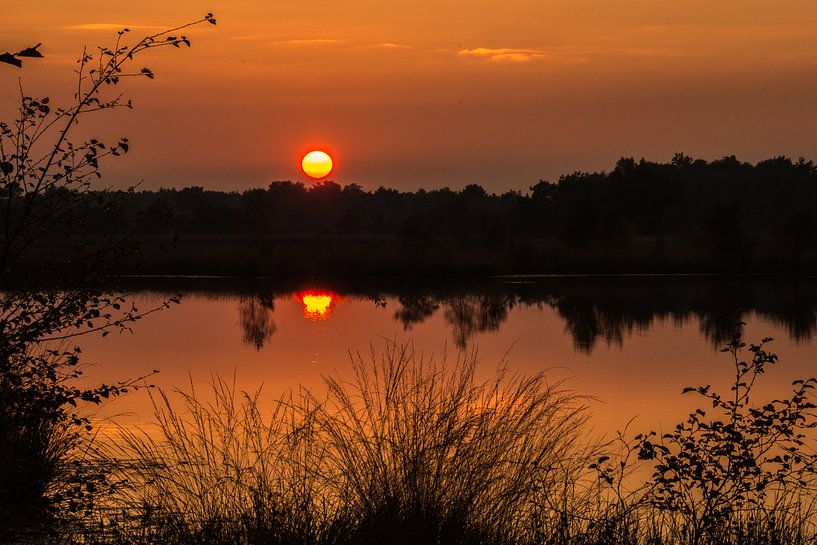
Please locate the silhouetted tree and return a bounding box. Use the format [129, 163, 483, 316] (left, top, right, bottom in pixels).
[0, 15, 215, 533]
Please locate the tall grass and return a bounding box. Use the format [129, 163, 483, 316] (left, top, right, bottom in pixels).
[104, 376, 329, 545]
[310, 343, 586, 545]
[85, 341, 817, 545]
[99, 343, 586, 545]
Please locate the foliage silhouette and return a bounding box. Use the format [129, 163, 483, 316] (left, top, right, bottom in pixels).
[587, 337, 817, 545]
[635, 338, 817, 543]
[0, 15, 215, 536]
[0, 43, 43, 68]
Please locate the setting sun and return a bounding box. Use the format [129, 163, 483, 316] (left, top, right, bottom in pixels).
[301, 150, 334, 180]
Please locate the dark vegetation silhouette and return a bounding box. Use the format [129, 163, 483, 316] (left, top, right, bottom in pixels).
[635, 339, 817, 543]
[77, 337, 817, 545]
[33, 153, 817, 275]
[0, 16, 215, 538]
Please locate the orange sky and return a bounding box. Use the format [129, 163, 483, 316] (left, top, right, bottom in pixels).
[3, 0, 817, 191]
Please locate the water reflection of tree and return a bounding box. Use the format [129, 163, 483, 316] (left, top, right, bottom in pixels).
[774, 308, 817, 343]
[444, 295, 511, 349]
[384, 279, 817, 353]
[547, 280, 817, 353]
[394, 295, 440, 330]
[239, 296, 276, 350]
[760, 282, 817, 343]
[220, 277, 817, 353]
[552, 300, 625, 352]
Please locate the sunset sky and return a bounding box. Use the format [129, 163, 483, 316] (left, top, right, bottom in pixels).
[3, 0, 817, 192]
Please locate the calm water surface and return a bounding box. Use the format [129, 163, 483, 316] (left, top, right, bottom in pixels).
[81, 276, 817, 438]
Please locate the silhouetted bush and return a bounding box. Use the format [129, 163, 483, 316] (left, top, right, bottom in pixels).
[0, 16, 214, 537]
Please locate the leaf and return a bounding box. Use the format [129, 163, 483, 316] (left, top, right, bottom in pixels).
[0, 52, 22, 68]
[15, 43, 43, 58]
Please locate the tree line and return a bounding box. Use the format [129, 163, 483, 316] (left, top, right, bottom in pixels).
[16, 154, 817, 275]
[87, 154, 816, 249]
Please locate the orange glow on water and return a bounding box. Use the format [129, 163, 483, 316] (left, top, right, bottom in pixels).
[300, 291, 336, 319]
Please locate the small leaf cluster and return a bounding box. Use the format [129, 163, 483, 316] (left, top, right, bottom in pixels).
[634, 337, 817, 541]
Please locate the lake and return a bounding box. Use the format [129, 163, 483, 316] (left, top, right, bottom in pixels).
[81, 275, 817, 440]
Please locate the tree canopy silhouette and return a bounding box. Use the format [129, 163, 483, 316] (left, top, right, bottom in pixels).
[48, 154, 817, 274]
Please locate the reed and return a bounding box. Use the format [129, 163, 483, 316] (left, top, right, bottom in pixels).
[81, 340, 817, 545]
[309, 343, 587, 545]
[98, 343, 587, 545]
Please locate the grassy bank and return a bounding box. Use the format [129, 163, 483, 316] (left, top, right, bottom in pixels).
[53, 339, 817, 545]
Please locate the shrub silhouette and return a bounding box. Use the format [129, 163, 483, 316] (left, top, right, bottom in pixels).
[632, 337, 817, 544]
[98, 336, 817, 545]
[0, 15, 215, 535]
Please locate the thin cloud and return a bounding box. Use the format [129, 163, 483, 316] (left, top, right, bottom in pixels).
[277, 38, 341, 46]
[458, 47, 549, 62]
[62, 23, 163, 31]
[267, 39, 412, 51]
[457, 45, 681, 63]
[350, 42, 413, 51]
[375, 42, 411, 49]
[230, 34, 268, 41]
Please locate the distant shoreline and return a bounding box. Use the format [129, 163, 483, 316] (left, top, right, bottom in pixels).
[15, 155, 817, 280]
[113, 271, 817, 280]
[22, 232, 817, 280]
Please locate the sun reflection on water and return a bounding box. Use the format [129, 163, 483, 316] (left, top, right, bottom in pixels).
[300, 291, 336, 319]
